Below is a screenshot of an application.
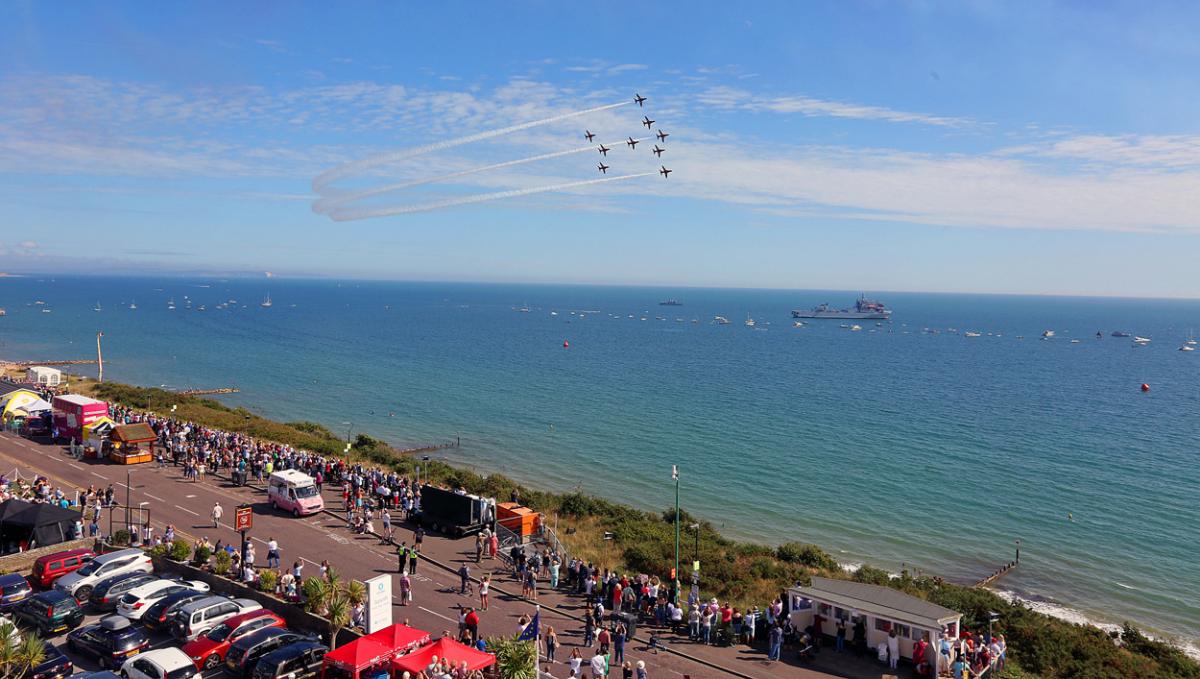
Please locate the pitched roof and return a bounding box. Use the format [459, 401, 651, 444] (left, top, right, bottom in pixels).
[111, 422, 157, 443]
[793, 577, 961, 630]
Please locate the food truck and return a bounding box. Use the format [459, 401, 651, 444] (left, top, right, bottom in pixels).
[51, 394, 108, 442]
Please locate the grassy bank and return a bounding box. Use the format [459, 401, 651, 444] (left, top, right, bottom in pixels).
[47, 376, 1200, 678]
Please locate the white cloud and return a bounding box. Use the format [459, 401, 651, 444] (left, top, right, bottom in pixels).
[607, 64, 648, 76]
[696, 85, 975, 127]
[1000, 134, 1200, 169]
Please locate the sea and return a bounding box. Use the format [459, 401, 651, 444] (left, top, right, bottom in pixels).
[2, 275, 1198, 653]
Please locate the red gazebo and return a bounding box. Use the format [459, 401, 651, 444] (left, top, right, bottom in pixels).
[322, 625, 431, 679]
[391, 639, 495, 676]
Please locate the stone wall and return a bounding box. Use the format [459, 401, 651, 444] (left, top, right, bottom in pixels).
[0, 537, 95, 575]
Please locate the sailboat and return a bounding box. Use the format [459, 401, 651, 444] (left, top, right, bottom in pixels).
[129, 300, 137, 310]
[167, 298, 176, 310]
[260, 293, 273, 308]
[744, 313, 756, 328]
[94, 301, 102, 312]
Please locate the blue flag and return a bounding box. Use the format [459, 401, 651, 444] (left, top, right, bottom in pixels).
[517, 610, 539, 642]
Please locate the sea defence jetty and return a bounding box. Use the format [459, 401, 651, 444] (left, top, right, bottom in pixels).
[178, 387, 240, 395]
[7, 359, 99, 366]
[974, 559, 1019, 588]
[397, 438, 461, 455]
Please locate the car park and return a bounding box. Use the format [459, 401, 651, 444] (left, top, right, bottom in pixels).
[66, 615, 150, 670]
[29, 640, 74, 679]
[0, 572, 33, 611]
[119, 648, 201, 679]
[31, 549, 95, 589]
[141, 591, 210, 633]
[224, 628, 312, 678]
[54, 549, 152, 602]
[170, 596, 262, 642]
[249, 641, 327, 679]
[10, 590, 85, 635]
[181, 609, 286, 671]
[116, 579, 209, 620]
[88, 573, 159, 612]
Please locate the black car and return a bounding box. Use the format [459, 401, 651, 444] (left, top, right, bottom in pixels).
[225, 628, 312, 678]
[249, 641, 327, 679]
[0, 573, 33, 612]
[142, 591, 210, 633]
[11, 590, 84, 636]
[28, 641, 73, 679]
[88, 573, 158, 612]
[66, 615, 150, 670]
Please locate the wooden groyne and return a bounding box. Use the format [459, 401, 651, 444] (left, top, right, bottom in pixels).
[974, 559, 1018, 588]
[9, 359, 99, 366]
[179, 387, 240, 396]
[397, 438, 461, 456]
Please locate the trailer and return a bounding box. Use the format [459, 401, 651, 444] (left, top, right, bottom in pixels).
[415, 485, 495, 537]
[51, 394, 109, 442]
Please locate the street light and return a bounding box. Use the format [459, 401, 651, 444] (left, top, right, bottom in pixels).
[342, 421, 354, 443]
[602, 531, 615, 570]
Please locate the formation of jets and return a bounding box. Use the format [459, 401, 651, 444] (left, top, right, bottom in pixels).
[584, 93, 671, 178]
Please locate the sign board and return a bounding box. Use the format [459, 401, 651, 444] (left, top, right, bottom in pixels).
[364, 574, 392, 634]
[234, 505, 253, 532]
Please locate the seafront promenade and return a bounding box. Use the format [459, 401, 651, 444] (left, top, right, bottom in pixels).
[0, 429, 916, 679]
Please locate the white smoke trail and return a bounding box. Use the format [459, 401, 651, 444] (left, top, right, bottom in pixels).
[329, 172, 656, 221]
[313, 138, 650, 214]
[312, 100, 632, 193]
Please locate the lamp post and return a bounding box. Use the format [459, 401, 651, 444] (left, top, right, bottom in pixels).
[602, 531, 615, 570]
[672, 465, 680, 588]
[342, 421, 354, 443]
[125, 469, 133, 532]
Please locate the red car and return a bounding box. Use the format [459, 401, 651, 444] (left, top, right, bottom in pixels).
[181, 609, 285, 670]
[31, 548, 95, 589]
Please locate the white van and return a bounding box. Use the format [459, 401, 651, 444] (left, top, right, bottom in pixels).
[267, 470, 323, 517]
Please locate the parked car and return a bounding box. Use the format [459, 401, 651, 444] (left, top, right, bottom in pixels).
[0, 572, 33, 611]
[10, 590, 84, 636]
[142, 591, 210, 633]
[66, 615, 150, 670]
[170, 596, 262, 641]
[88, 572, 159, 612]
[116, 579, 209, 620]
[28, 641, 74, 679]
[54, 549, 152, 602]
[225, 628, 313, 678]
[119, 648, 201, 679]
[31, 548, 95, 589]
[181, 609, 286, 671]
[249, 641, 328, 679]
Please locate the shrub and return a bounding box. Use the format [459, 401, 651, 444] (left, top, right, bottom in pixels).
[193, 545, 212, 567]
[852, 565, 892, 586]
[213, 550, 232, 576]
[169, 539, 191, 562]
[775, 542, 840, 571]
[258, 570, 278, 594]
[110, 530, 131, 547]
[147, 543, 168, 559]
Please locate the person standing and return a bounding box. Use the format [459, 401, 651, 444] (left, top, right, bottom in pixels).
[589, 648, 609, 679]
[464, 607, 480, 644]
[458, 563, 471, 595]
[408, 544, 419, 574]
[835, 618, 846, 652]
[397, 543, 409, 573]
[479, 575, 490, 611]
[612, 624, 626, 664]
[887, 628, 900, 670]
[475, 533, 484, 563]
[768, 622, 783, 661]
[211, 502, 223, 528]
[399, 572, 412, 606]
[635, 660, 648, 679]
[266, 537, 280, 568]
[544, 626, 558, 664]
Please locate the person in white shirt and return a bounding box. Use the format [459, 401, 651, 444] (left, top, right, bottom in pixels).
[589, 650, 608, 678]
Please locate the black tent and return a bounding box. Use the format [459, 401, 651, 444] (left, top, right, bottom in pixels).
[0, 499, 81, 554]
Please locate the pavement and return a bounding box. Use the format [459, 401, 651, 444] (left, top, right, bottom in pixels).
[0, 430, 912, 679]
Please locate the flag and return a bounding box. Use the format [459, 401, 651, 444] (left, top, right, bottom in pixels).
[517, 609, 539, 642]
[672, 465, 678, 481]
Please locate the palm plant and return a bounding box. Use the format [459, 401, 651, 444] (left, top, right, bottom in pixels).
[487, 637, 537, 679]
[0, 624, 46, 679]
[302, 576, 330, 615]
[345, 580, 366, 607]
[325, 594, 350, 650]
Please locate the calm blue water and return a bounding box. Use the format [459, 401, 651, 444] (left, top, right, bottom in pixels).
[2, 276, 1198, 645]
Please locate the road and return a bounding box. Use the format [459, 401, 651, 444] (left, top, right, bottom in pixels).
[0, 431, 874, 679]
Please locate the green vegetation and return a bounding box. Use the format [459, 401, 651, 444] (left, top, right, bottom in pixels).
[83, 376, 1200, 679]
[169, 538, 191, 562]
[213, 549, 232, 576]
[0, 623, 46, 679]
[487, 637, 537, 679]
[258, 569, 278, 594]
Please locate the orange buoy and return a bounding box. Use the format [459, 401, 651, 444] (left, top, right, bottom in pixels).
[1140, 383, 1150, 392]
[563, 340, 569, 348]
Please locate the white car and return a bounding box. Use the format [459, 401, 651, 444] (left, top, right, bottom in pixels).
[116, 579, 210, 620]
[55, 549, 154, 601]
[120, 647, 201, 679]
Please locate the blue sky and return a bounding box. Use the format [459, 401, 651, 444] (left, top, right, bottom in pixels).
[2, 1, 1199, 296]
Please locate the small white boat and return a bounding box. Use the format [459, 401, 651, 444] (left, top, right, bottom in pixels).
[850, 324, 862, 331]
[964, 331, 982, 338]
[1180, 345, 1195, 352]
[41, 308, 52, 313]
[1132, 336, 1151, 346]
[129, 301, 137, 310]
[550, 311, 558, 316]
[94, 302, 102, 312]
[260, 294, 273, 308]
[744, 314, 756, 328]
[167, 298, 176, 310]
[1042, 330, 1055, 339]
[793, 321, 805, 328]
[714, 316, 729, 325]
[1070, 339, 1081, 344]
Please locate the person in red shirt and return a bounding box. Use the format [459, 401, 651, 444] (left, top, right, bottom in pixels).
[464, 607, 480, 643]
[612, 582, 623, 612]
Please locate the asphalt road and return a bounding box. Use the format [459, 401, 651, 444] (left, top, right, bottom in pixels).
[0, 431, 859, 679]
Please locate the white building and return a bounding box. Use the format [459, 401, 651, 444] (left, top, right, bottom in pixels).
[788, 577, 961, 667]
[26, 366, 62, 387]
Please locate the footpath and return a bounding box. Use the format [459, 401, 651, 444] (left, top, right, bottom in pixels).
[0, 431, 907, 679]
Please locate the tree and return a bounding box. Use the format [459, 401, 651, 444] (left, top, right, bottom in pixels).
[302, 577, 330, 615]
[326, 595, 350, 650]
[0, 623, 46, 679]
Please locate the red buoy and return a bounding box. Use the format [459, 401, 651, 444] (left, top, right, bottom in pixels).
[1141, 383, 1150, 392]
[563, 340, 569, 349]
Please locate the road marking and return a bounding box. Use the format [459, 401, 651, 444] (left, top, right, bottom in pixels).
[418, 605, 456, 623]
[186, 494, 197, 499]
[91, 472, 109, 480]
[145, 493, 165, 502]
[174, 505, 201, 516]
[68, 462, 83, 470]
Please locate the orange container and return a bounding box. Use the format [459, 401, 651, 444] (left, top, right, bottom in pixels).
[496, 502, 540, 538]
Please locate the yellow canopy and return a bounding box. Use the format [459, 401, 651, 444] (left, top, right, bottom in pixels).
[1, 390, 44, 419]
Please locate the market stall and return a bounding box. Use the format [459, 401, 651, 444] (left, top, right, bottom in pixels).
[108, 422, 156, 465]
[391, 639, 495, 677]
[321, 624, 431, 679]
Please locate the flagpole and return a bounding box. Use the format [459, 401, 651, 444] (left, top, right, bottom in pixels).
[673, 465, 680, 596]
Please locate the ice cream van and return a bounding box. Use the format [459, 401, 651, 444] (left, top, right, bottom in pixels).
[266, 470, 324, 517]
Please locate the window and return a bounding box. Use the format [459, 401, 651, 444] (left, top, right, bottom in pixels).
[911, 627, 926, 641]
[834, 607, 849, 621]
[790, 596, 812, 611]
[65, 558, 79, 567]
[818, 603, 832, 616]
[894, 623, 911, 638]
[875, 618, 892, 632]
